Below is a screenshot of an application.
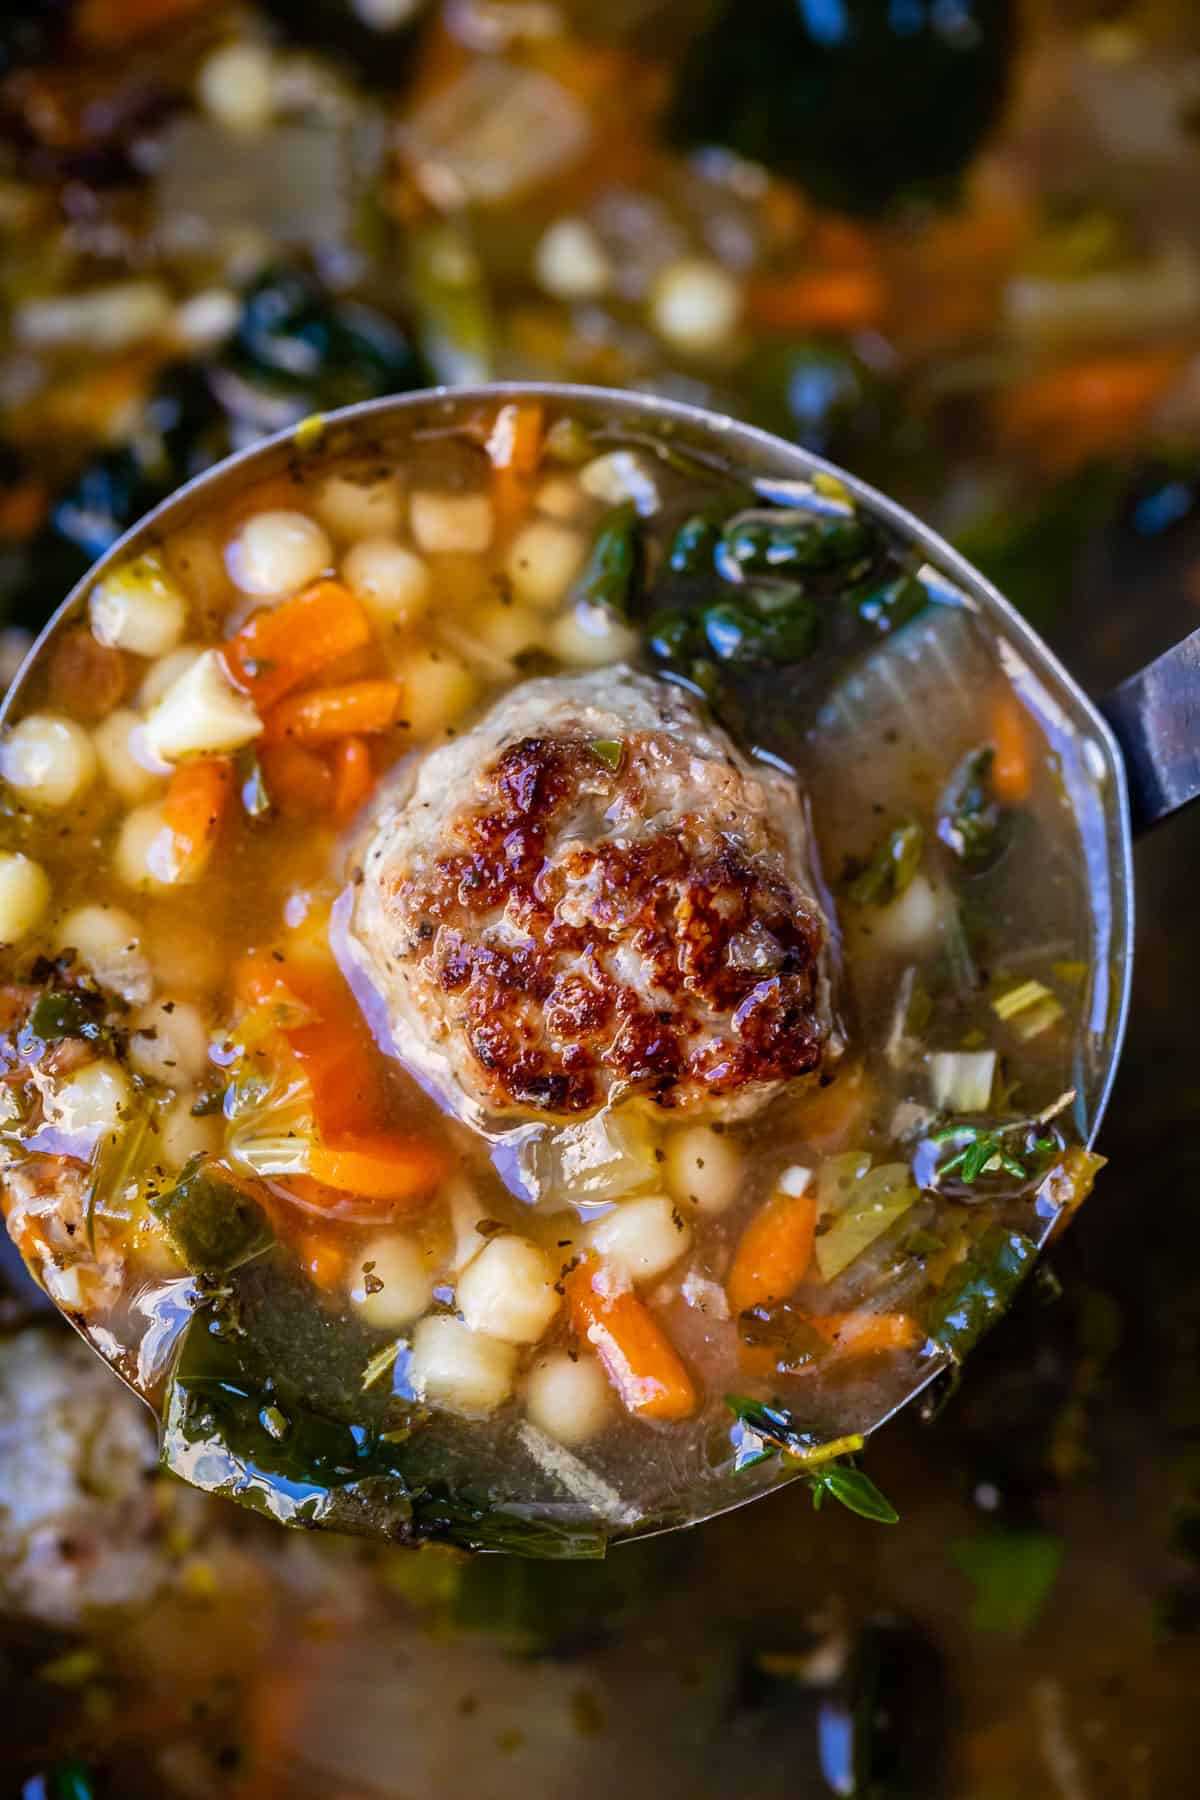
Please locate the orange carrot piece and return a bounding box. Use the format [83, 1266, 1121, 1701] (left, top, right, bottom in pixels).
[331, 736, 374, 824]
[74, 0, 207, 47]
[232, 952, 380, 1136]
[567, 1257, 697, 1421]
[996, 350, 1182, 468]
[294, 1230, 349, 1290]
[488, 400, 544, 531]
[162, 757, 233, 879]
[258, 744, 335, 820]
[727, 1189, 818, 1316]
[989, 692, 1034, 806]
[747, 266, 888, 333]
[811, 1311, 922, 1356]
[792, 1063, 871, 1153]
[306, 1132, 445, 1206]
[264, 680, 401, 747]
[223, 581, 371, 712]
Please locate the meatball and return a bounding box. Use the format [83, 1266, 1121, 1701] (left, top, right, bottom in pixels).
[344, 667, 837, 1127]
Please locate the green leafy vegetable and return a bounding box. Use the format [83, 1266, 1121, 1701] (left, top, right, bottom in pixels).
[576, 503, 639, 617]
[925, 1225, 1037, 1361]
[952, 1523, 1063, 1632]
[25, 987, 111, 1048]
[721, 511, 875, 574]
[667, 512, 720, 574]
[149, 1155, 273, 1274]
[700, 595, 820, 664]
[845, 820, 924, 906]
[815, 1161, 919, 1281]
[46, 1762, 97, 1800]
[938, 746, 1003, 865]
[854, 572, 929, 635]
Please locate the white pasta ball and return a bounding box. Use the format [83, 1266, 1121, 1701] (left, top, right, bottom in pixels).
[156, 1099, 223, 1172]
[524, 1352, 612, 1448]
[579, 451, 660, 515]
[534, 216, 612, 300]
[0, 853, 49, 945]
[315, 472, 403, 541]
[588, 1195, 691, 1284]
[663, 1124, 744, 1216]
[650, 258, 742, 356]
[46, 1059, 130, 1155]
[2, 714, 96, 810]
[504, 518, 586, 610]
[409, 490, 493, 556]
[392, 646, 477, 741]
[549, 600, 639, 668]
[342, 538, 432, 628]
[197, 41, 275, 135]
[456, 1235, 560, 1345]
[137, 645, 203, 710]
[471, 599, 543, 661]
[89, 554, 186, 657]
[535, 474, 589, 523]
[55, 904, 152, 1004]
[142, 649, 262, 763]
[129, 999, 210, 1085]
[93, 709, 163, 803]
[409, 1316, 516, 1416]
[114, 802, 185, 891]
[225, 509, 331, 598]
[350, 1234, 436, 1330]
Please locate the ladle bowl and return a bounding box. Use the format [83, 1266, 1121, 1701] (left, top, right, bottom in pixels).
[2, 383, 1196, 1554]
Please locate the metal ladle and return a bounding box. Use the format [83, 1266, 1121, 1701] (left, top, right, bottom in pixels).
[1, 384, 1195, 1554]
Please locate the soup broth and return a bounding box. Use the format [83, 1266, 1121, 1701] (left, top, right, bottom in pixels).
[0, 392, 1115, 1553]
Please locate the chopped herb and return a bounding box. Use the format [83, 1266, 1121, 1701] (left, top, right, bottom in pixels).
[576, 503, 639, 617]
[925, 1225, 1037, 1361]
[725, 1397, 898, 1522]
[25, 986, 111, 1049]
[361, 1338, 402, 1392]
[149, 1155, 273, 1274]
[938, 746, 1004, 866]
[952, 1523, 1063, 1632]
[737, 1301, 828, 1372]
[190, 1082, 230, 1117]
[809, 1464, 900, 1525]
[845, 819, 924, 906]
[589, 738, 624, 772]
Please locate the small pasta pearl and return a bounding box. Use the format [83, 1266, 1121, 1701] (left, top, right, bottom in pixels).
[525, 1351, 612, 1447]
[650, 258, 742, 356]
[316, 472, 403, 541]
[197, 41, 276, 135]
[129, 999, 211, 1085]
[409, 490, 493, 556]
[93, 709, 164, 803]
[549, 600, 639, 668]
[0, 852, 50, 944]
[504, 518, 587, 611]
[350, 1234, 436, 1330]
[409, 1316, 516, 1416]
[391, 647, 477, 742]
[470, 598, 543, 661]
[225, 510, 332, 598]
[47, 1059, 131, 1154]
[588, 1195, 691, 1284]
[156, 1098, 223, 1172]
[535, 474, 589, 523]
[534, 217, 612, 301]
[664, 1124, 744, 1216]
[114, 802, 184, 891]
[1, 714, 97, 810]
[55, 904, 152, 1004]
[456, 1236, 560, 1345]
[89, 554, 186, 657]
[342, 538, 432, 627]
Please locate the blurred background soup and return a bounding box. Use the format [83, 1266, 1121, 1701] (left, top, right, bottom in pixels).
[1, 1, 1199, 1795]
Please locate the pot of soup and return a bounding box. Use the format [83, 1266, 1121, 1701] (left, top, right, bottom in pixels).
[0, 384, 1192, 1557]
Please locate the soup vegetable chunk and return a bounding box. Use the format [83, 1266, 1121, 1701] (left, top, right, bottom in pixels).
[0, 393, 1108, 1554]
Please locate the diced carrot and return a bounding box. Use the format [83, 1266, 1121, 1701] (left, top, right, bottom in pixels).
[258, 745, 335, 820]
[223, 581, 371, 712]
[747, 266, 888, 333]
[162, 757, 233, 879]
[989, 692, 1034, 806]
[487, 401, 544, 531]
[792, 1063, 871, 1153]
[264, 680, 401, 747]
[306, 1133, 445, 1206]
[331, 736, 374, 825]
[74, 0, 208, 47]
[294, 1230, 349, 1291]
[567, 1257, 697, 1422]
[811, 1311, 922, 1356]
[727, 1189, 818, 1316]
[0, 478, 48, 540]
[996, 350, 1182, 468]
[232, 952, 380, 1136]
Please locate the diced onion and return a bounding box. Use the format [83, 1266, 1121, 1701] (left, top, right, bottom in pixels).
[142, 649, 262, 762]
[929, 1050, 997, 1114]
[519, 1106, 659, 1206]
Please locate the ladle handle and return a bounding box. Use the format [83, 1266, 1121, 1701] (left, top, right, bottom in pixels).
[1099, 625, 1200, 835]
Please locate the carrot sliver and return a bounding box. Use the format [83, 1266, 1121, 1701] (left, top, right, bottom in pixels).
[811, 1311, 922, 1357]
[259, 744, 334, 819]
[232, 952, 380, 1136]
[307, 1132, 445, 1205]
[264, 679, 401, 747]
[990, 693, 1034, 806]
[488, 400, 544, 531]
[162, 757, 233, 879]
[747, 266, 887, 333]
[567, 1257, 696, 1421]
[224, 581, 371, 712]
[332, 735, 374, 824]
[727, 1189, 818, 1316]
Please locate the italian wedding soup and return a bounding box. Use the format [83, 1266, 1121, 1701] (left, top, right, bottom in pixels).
[0, 393, 1112, 1554]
